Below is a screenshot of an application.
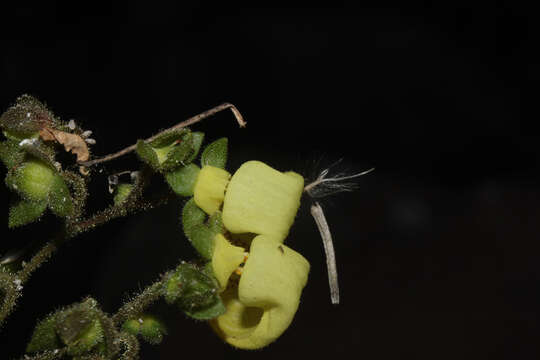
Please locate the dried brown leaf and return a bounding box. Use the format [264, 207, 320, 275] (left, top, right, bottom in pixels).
[39, 128, 90, 162]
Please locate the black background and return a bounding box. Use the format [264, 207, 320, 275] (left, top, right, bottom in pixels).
[0, 2, 534, 359]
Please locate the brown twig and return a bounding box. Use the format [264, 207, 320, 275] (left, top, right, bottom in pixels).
[79, 103, 246, 167]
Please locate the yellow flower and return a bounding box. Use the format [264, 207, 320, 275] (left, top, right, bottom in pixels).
[192, 160, 309, 349]
[210, 235, 309, 349]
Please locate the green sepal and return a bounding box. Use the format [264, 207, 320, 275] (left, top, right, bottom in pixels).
[19, 139, 57, 170]
[6, 159, 55, 202]
[200, 137, 228, 169]
[181, 199, 223, 259]
[149, 129, 189, 148]
[113, 184, 134, 205]
[0, 95, 56, 138]
[181, 198, 207, 241]
[65, 319, 104, 356]
[135, 140, 160, 169]
[26, 313, 61, 353]
[164, 164, 200, 197]
[184, 296, 226, 320]
[8, 199, 47, 228]
[0, 140, 25, 169]
[159, 133, 194, 171]
[48, 175, 74, 218]
[185, 132, 204, 163]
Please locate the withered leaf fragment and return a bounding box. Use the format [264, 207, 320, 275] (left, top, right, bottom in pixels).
[39, 128, 90, 162]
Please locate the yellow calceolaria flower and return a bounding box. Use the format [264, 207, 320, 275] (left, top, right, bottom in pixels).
[210, 235, 309, 349]
[193, 160, 309, 349]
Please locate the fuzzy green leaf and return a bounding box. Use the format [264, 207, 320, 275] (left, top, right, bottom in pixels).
[181, 198, 207, 240]
[26, 314, 61, 353]
[0, 140, 24, 169]
[9, 199, 47, 228]
[200, 138, 228, 169]
[65, 319, 104, 356]
[185, 132, 204, 163]
[135, 140, 160, 169]
[164, 164, 200, 197]
[48, 174, 74, 218]
[188, 224, 216, 260]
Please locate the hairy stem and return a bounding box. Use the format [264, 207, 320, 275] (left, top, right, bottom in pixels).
[79, 102, 246, 167]
[112, 274, 169, 326]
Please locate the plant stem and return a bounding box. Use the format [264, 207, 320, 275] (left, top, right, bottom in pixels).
[79, 103, 246, 167]
[112, 274, 169, 326]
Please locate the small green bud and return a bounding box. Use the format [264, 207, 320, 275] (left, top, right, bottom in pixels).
[8, 199, 47, 228]
[47, 174, 74, 218]
[137, 129, 196, 172]
[0, 95, 56, 138]
[122, 315, 167, 345]
[9, 160, 55, 201]
[55, 299, 105, 356]
[163, 263, 225, 320]
[201, 137, 228, 169]
[26, 314, 61, 353]
[113, 183, 134, 205]
[164, 163, 200, 197]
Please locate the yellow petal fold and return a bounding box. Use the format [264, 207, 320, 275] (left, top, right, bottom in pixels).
[222, 161, 304, 242]
[211, 234, 246, 291]
[193, 165, 231, 215]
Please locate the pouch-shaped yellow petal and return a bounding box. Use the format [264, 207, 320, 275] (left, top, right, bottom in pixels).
[210, 288, 264, 340]
[211, 234, 246, 291]
[213, 235, 309, 349]
[193, 165, 231, 215]
[222, 161, 304, 242]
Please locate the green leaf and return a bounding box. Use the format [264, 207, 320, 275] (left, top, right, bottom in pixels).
[189, 224, 216, 260]
[207, 211, 224, 234]
[200, 138, 228, 169]
[0, 140, 24, 169]
[65, 319, 104, 356]
[185, 132, 204, 163]
[181, 198, 207, 240]
[165, 164, 200, 197]
[135, 140, 160, 169]
[26, 314, 61, 353]
[9, 199, 47, 228]
[48, 174, 74, 218]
